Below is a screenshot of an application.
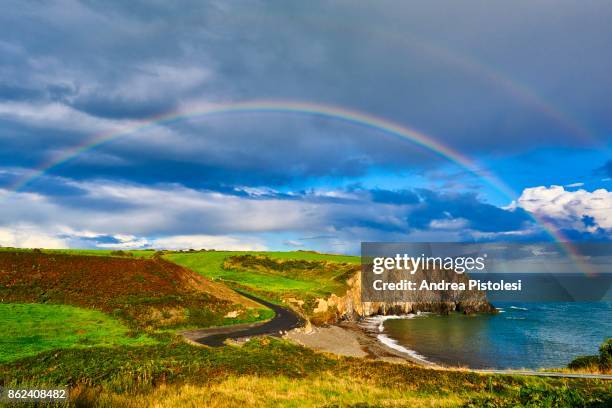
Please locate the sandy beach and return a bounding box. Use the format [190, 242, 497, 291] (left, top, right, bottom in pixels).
[285, 320, 439, 367]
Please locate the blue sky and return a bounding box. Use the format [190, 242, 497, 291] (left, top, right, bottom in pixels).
[0, 0, 610, 252]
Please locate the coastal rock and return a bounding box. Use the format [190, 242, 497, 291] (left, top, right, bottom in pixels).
[315, 269, 496, 322]
[313, 298, 329, 314]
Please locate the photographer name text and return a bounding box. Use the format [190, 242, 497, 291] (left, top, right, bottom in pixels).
[372, 279, 522, 292]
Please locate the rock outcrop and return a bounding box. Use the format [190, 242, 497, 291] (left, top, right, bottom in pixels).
[312, 269, 496, 323]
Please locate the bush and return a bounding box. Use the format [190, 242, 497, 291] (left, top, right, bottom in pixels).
[567, 338, 612, 373]
[568, 355, 599, 370]
[464, 384, 611, 408]
[110, 250, 132, 257]
[599, 338, 612, 370]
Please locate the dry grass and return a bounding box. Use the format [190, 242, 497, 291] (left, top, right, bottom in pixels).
[73, 372, 467, 407]
[549, 366, 612, 375]
[4, 338, 610, 407]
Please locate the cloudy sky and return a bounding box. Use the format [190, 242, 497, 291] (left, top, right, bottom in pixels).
[0, 0, 611, 252]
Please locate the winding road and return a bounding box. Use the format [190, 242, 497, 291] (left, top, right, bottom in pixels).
[183, 291, 303, 347]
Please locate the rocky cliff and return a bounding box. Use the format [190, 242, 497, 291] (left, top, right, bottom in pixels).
[311, 269, 496, 323]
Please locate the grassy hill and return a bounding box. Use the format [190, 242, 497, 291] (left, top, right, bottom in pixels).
[0, 250, 268, 330]
[165, 250, 359, 321]
[164, 250, 358, 281]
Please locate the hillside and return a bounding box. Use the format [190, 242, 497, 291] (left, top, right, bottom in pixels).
[165, 251, 360, 323]
[0, 250, 266, 330]
[165, 250, 494, 324]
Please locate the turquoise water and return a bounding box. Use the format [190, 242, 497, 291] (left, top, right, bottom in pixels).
[382, 302, 611, 369]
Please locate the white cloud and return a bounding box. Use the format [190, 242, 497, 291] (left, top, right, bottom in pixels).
[564, 182, 584, 188]
[105, 64, 211, 100]
[517, 185, 612, 231]
[0, 180, 328, 249]
[283, 240, 305, 247]
[0, 101, 126, 134]
[0, 175, 544, 250]
[429, 217, 468, 230]
[151, 235, 266, 251]
[0, 225, 68, 248]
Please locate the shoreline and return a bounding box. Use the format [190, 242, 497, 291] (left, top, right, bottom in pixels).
[184, 314, 612, 380]
[284, 321, 612, 380]
[285, 319, 440, 367]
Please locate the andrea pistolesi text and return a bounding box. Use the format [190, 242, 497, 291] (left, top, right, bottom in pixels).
[372, 279, 522, 292]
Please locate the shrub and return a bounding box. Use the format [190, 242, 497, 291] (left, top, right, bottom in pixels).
[110, 250, 132, 257]
[568, 355, 599, 370]
[599, 338, 612, 370]
[465, 384, 612, 408]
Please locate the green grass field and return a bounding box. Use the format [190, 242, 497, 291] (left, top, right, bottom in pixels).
[0, 247, 156, 258]
[165, 250, 357, 276]
[0, 303, 156, 363]
[165, 251, 358, 307]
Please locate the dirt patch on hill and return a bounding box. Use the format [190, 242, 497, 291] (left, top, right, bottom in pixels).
[0, 251, 263, 329]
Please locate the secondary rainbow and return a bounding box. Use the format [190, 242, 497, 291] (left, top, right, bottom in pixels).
[294, 13, 595, 144]
[3, 100, 595, 275]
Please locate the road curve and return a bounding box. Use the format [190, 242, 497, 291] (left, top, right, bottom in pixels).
[183, 291, 303, 347]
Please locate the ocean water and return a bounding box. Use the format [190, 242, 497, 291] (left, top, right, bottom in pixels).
[380, 302, 611, 369]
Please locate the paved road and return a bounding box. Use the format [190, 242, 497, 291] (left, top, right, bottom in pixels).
[190, 291, 303, 347]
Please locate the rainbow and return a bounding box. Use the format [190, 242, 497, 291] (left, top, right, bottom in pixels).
[415, 43, 594, 143]
[389, 36, 594, 143]
[311, 13, 596, 144]
[2, 99, 595, 275]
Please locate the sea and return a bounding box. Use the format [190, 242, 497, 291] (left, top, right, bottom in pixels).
[372, 301, 611, 369]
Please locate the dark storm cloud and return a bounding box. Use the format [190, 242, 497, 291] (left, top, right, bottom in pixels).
[70, 94, 177, 120]
[21, 177, 88, 198]
[0, 84, 41, 102]
[22, 114, 441, 189]
[0, 120, 91, 168]
[1, 0, 611, 190]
